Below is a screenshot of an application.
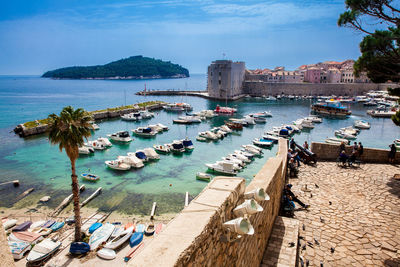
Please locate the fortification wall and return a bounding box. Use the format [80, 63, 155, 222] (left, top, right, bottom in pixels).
[311, 142, 400, 163]
[130, 139, 288, 267]
[243, 81, 397, 96]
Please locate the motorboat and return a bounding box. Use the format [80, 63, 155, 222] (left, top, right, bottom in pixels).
[196, 136, 207, 142]
[107, 131, 132, 142]
[26, 239, 61, 263]
[182, 138, 194, 151]
[143, 148, 160, 160]
[325, 137, 350, 145]
[262, 134, 279, 143]
[340, 126, 359, 136]
[164, 103, 192, 111]
[229, 118, 248, 126]
[253, 111, 272, 117]
[78, 146, 95, 155]
[229, 153, 251, 163]
[117, 155, 144, 168]
[170, 140, 185, 153]
[139, 110, 155, 119]
[81, 173, 100, 182]
[253, 116, 267, 123]
[199, 131, 218, 140]
[105, 160, 131, 170]
[363, 100, 378, 106]
[178, 116, 202, 123]
[214, 105, 236, 114]
[305, 115, 322, 123]
[253, 138, 274, 148]
[216, 160, 241, 171]
[97, 137, 112, 147]
[301, 120, 315, 129]
[155, 123, 169, 131]
[367, 109, 396, 118]
[132, 127, 157, 137]
[243, 115, 256, 125]
[225, 121, 243, 130]
[127, 151, 148, 162]
[334, 130, 356, 140]
[91, 123, 100, 130]
[205, 162, 237, 175]
[354, 120, 371, 129]
[285, 124, 301, 133]
[196, 172, 212, 182]
[234, 150, 255, 160]
[242, 144, 263, 155]
[121, 113, 137, 121]
[265, 96, 277, 101]
[85, 137, 112, 150]
[148, 124, 163, 133]
[153, 144, 170, 153]
[222, 156, 245, 167]
[220, 125, 232, 133]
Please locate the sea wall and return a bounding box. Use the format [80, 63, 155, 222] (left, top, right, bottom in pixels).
[243, 81, 398, 96]
[130, 139, 288, 267]
[13, 103, 165, 137]
[311, 142, 400, 163]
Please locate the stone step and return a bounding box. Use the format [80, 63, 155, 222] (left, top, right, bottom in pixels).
[261, 216, 299, 267]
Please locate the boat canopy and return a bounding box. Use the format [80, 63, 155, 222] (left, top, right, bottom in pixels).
[143, 128, 152, 133]
[172, 143, 184, 149]
[135, 151, 147, 160]
[119, 131, 130, 137]
[183, 140, 193, 147]
[133, 113, 141, 117]
[279, 129, 289, 136]
[285, 126, 293, 130]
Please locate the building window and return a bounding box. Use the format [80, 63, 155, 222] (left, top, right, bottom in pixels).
[219, 72, 221, 76]
[219, 80, 221, 85]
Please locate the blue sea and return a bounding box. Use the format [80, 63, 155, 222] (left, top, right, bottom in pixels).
[0, 74, 398, 214]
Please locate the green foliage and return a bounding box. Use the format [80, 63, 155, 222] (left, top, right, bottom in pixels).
[42, 55, 189, 79]
[338, 0, 400, 125]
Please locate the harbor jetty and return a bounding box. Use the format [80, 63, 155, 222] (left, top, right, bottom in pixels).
[13, 101, 165, 137]
[136, 89, 247, 100]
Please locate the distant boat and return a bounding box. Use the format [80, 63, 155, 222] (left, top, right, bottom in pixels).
[196, 172, 211, 182]
[81, 173, 100, 182]
[311, 100, 351, 117]
[107, 131, 132, 142]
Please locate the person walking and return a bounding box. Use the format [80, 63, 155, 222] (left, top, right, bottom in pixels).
[358, 142, 363, 158]
[389, 143, 396, 163]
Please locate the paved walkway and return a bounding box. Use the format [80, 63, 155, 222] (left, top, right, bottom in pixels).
[289, 162, 400, 267]
[261, 216, 299, 267]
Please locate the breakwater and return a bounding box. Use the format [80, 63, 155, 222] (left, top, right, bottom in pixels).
[136, 90, 247, 101]
[131, 139, 288, 267]
[311, 142, 400, 163]
[13, 101, 165, 137]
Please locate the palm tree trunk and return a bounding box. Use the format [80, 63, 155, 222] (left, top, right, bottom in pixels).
[71, 159, 82, 242]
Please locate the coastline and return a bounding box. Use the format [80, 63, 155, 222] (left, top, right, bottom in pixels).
[45, 74, 189, 80]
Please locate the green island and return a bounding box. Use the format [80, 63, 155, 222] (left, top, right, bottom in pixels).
[42, 55, 189, 79]
[22, 101, 164, 129]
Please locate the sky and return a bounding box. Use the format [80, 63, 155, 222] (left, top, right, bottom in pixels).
[0, 0, 366, 75]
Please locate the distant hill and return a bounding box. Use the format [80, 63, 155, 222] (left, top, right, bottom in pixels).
[42, 56, 190, 79]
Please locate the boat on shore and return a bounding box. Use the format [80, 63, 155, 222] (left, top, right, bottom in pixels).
[89, 223, 115, 251]
[26, 239, 61, 263]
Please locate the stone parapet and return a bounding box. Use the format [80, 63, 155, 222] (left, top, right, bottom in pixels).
[311, 142, 400, 163]
[130, 138, 288, 267]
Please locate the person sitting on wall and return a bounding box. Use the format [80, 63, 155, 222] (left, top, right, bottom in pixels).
[339, 142, 346, 155]
[288, 149, 301, 167]
[288, 158, 298, 178]
[348, 151, 357, 166]
[339, 150, 348, 165]
[303, 141, 309, 150]
[283, 184, 309, 209]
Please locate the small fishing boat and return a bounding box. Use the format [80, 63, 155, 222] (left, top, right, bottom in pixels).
[50, 222, 65, 232]
[105, 160, 131, 170]
[170, 140, 185, 153]
[214, 105, 236, 114]
[13, 221, 32, 232]
[173, 119, 192, 124]
[97, 248, 116, 260]
[253, 138, 274, 148]
[26, 238, 61, 263]
[107, 131, 132, 142]
[8, 240, 31, 259]
[78, 146, 95, 155]
[242, 144, 263, 155]
[153, 144, 170, 154]
[42, 220, 55, 228]
[205, 162, 237, 175]
[225, 121, 243, 130]
[196, 172, 212, 182]
[354, 120, 371, 129]
[8, 231, 43, 244]
[262, 134, 279, 143]
[196, 136, 207, 142]
[144, 223, 155, 236]
[31, 227, 52, 237]
[182, 138, 194, 151]
[325, 137, 350, 145]
[105, 226, 134, 250]
[121, 113, 138, 121]
[88, 222, 102, 234]
[129, 232, 144, 247]
[3, 219, 17, 230]
[81, 173, 100, 182]
[69, 242, 90, 255]
[89, 223, 115, 251]
[334, 130, 357, 140]
[132, 127, 157, 137]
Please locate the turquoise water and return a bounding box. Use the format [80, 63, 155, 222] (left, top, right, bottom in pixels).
[0, 75, 399, 214]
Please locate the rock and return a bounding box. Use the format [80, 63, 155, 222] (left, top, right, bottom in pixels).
[39, 196, 51, 202]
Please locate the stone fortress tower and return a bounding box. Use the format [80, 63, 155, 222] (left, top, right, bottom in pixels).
[207, 60, 246, 100]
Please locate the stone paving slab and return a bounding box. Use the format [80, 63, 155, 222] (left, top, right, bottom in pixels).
[261, 216, 299, 267]
[289, 162, 400, 267]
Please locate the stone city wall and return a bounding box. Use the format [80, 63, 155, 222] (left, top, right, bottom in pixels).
[311, 142, 400, 163]
[243, 81, 398, 96]
[131, 139, 288, 267]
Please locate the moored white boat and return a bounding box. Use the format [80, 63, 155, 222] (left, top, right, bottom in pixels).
[182, 138, 194, 151]
[334, 130, 356, 140]
[205, 162, 237, 175]
[354, 120, 371, 129]
[117, 155, 144, 168]
[143, 148, 160, 160]
[105, 160, 131, 170]
[325, 137, 350, 145]
[107, 131, 132, 142]
[153, 144, 170, 153]
[170, 140, 185, 153]
[79, 146, 95, 155]
[253, 138, 274, 148]
[132, 127, 157, 137]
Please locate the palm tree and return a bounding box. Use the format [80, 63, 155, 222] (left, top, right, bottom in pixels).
[47, 106, 93, 241]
